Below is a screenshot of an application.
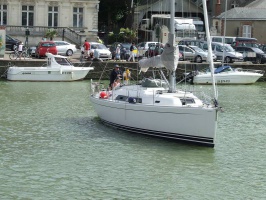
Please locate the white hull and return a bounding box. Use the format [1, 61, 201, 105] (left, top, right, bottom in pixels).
[90, 85, 218, 147]
[194, 72, 263, 85]
[6, 53, 93, 81]
[7, 67, 92, 81]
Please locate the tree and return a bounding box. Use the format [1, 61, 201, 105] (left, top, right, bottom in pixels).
[45, 29, 57, 41]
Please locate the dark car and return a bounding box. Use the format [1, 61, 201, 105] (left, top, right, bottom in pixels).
[235, 46, 266, 64]
[144, 44, 163, 57]
[259, 44, 266, 53]
[35, 41, 58, 58]
[6, 34, 21, 51]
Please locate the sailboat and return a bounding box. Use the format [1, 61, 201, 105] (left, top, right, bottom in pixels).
[90, 0, 220, 147]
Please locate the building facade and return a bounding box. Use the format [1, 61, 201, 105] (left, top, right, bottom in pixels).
[0, 0, 100, 45]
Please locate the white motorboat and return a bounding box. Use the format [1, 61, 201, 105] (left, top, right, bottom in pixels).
[191, 65, 264, 85]
[6, 53, 93, 81]
[90, 0, 220, 147]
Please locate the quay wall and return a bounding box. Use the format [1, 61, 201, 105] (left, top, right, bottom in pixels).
[0, 60, 266, 82]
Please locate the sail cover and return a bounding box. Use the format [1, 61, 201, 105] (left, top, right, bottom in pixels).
[139, 33, 179, 73]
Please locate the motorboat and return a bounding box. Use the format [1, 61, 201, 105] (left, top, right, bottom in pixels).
[6, 53, 93, 81]
[192, 65, 264, 85]
[90, 0, 220, 147]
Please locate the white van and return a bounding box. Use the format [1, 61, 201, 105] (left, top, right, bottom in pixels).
[202, 42, 243, 63]
[210, 36, 236, 45]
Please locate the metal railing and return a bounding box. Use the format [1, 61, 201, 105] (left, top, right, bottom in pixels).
[5, 25, 86, 46]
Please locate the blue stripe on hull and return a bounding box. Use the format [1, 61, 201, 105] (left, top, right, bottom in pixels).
[101, 119, 215, 148]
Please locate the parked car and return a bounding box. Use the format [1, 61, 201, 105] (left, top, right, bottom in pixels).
[144, 44, 164, 57]
[235, 46, 266, 64]
[231, 37, 259, 49]
[202, 42, 243, 63]
[259, 44, 266, 53]
[137, 41, 164, 57]
[109, 42, 120, 59]
[35, 41, 58, 58]
[53, 41, 77, 56]
[178, 39, 204, 49]
[29, 46, 36, 57]
[178, 45, 216, 63]
[89, 42, 112, 60]
[6, 34, 21, 51]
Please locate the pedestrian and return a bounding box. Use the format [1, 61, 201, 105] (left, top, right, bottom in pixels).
[128, 42, 136, 62]
[83, 40, 90, 58]
[80, 46, 85, 62]
[115, 44, 121, 60]
[97, 36, 103, 44]
[18, 42, 24, 60]
[109, 64, 122, 88]
[123, 67, 131, 85]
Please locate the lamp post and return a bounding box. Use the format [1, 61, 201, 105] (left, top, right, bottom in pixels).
[25, 27, 30, 48]
[155, 23, 160, 44]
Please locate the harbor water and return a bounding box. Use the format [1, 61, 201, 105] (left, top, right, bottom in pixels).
[0, 80, 265, 199]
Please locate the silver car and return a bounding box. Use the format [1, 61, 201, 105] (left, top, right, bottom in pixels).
[54, 41, 77, 56]
[178, 45, 216, 63]
[202, 42, 243, 63]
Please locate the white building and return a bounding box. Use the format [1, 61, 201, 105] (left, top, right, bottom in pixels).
[0, 0, 100, 46]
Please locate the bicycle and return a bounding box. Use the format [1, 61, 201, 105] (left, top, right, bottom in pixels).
[9, 48, 28, 60]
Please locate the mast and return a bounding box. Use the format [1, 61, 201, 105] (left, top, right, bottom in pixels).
[202, 0, 218, 101]
[169, 0, 176, 92]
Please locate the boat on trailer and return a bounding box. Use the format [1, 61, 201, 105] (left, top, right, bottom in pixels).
[6, 53, 93, 81]
[90, 0, 221, 147]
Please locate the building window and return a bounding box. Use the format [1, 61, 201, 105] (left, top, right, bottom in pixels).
[73, 7, 83, 27]
[22, 5, 34, 26]
[242, 25, 251, 38]
[48, 6, 58, 27]
[231, 0, 239, 8]
[0, 4, 7, 25]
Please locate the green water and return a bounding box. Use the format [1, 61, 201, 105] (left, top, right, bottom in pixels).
[0, 80, 265, 199]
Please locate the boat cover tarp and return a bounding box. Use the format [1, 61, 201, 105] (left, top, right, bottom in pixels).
[214, 65, 232, 74]
[139, 33, 179, 73]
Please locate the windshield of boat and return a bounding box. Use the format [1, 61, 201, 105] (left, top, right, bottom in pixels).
[55, 57, 71, 65]
[222, 45, 235, 52]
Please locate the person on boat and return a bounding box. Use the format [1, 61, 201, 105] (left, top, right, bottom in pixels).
[109, 65, 122, 88]
[123, 67, 131, 85]
[112, 77, 121, 89]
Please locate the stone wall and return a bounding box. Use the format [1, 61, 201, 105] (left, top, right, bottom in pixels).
[1, 60, 265, 82]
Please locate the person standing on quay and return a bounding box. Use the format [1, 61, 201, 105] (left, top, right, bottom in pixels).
[128, 42, 136, 62]
[18, 42, 24, 60]
[115, 44, 121, 61]
[97, 36, 103, 44]
[83, 40, 90, 58]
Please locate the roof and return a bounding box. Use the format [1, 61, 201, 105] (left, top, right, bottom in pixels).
[215, 0, 266, 20]
[216, 7, 266, 20]
[245, 0, 266, 8]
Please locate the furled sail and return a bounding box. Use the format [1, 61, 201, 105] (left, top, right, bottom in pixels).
[139, 33, 179, 73]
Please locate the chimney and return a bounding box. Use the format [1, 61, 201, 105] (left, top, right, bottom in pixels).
[215, 0, 222, 16]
